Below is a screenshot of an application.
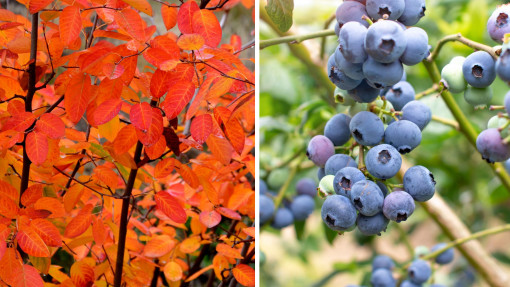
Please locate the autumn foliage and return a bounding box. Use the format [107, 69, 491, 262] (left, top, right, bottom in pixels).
[0, 0, 255, 286]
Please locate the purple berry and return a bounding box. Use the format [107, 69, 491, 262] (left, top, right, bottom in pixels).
[383, 190, 415, 222]
[487, 4, 510, 43]
[307, 135, 335, 168]
[476, 128, 510, 163]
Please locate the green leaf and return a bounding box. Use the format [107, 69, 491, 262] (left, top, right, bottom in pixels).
[323, 222, 337, 245]
[294, 219, 305, 240]
[265, 0, 294, 33]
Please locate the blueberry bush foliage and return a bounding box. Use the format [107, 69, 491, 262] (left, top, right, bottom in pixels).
[0, 0, 255, 286]
[260, 0, 510, 286]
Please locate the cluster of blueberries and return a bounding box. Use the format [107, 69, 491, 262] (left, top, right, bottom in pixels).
[329, 0, 428, 98]
[350, 243, 454, 287]
[440, 5, 510, 164]
[259, 178, 317, 229]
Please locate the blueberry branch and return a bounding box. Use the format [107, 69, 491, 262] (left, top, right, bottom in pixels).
[427, 33, 498, 62]
[259, 29, 336, 49]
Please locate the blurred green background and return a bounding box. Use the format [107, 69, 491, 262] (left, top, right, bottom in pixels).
[260, 0, 510, 286]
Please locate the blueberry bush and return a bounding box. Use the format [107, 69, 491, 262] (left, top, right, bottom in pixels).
[260, 0, 510, 286]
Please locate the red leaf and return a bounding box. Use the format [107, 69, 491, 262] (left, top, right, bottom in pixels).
[21, 184, 43, 207]
[64, 204, 93, 238]
[199, 210, 221, 228]
[29, 0, 54, 14]
[135, 108, 163, 147]
[30, 218, 62, 247]
[232, 264, 255, 287]
[59, 6, 82, 47]
[177, 0, 199, 34]
[26, 132, 48, 165]
[150, 69, 172, 98]
[190, 114, 213, 144]
[65, 73, 91, 124]
[130, 102, 153, 132]
[177, 34, 205, 50]
[115, 8, 146, 41]
[143, 48, 179, 71]
[93, 98, 123, 126]
[155, 191, 187, 223]
[162, 4, 178, 30]
[13, 264, 44, 287]
[3, 112, 36, 132]
[206, 134, 233, 165]
[162, 81, 195, 120]
[35, 113, 65, 139]
[16, 225, 50, 257]
[192, 9, 222, 47]
[216, 207, 242, 221]
[163, 127, 180, 156]
[103, 63, 125, 79]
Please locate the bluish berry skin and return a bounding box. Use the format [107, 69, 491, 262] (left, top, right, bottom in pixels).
[328, 55, 362, 90]
[271, 208, 294, 229]
[333, 167, 366, 197]
[431, 243, 454, 265]
[463, 85, 493, 107]
[386, 81, 415, 111]
[400, 280, 422, 287]
[349, 111, 385, 146]
[336, 1, 369, 28]
[348, 80, 381, 103]
[363, 57, 404, 88]
[408, 259, 432, 284]
[325, 154, 358, 175]
[350, 180, 384, 216]
[497, 48, 510, 84]
[307, 135, 335, 168]
[365, 20, 407, 63]
[404, 165, 436, 201]
[371, 268, 396, 287]
[384, 120, 422, 154]
[365, 144, 402, 179]
[296, 178, 317, 198]
[462, 51, 496, 88]
[260, 179, 269, 195]
[377, 181, 389, 197]
[357, 212, 389, 235]
[487, 4, 510, 43]
[400, 27, 429, 65]
[430, 285, 446, 287]
[383, 190, 415, 222]
[401, 100, 431, 130]
[441, 62, 467, 93]
[398, 0, 426, 26]
[504, 91, 510, 115]
[372, 255, 395, 271]
[321, 195, 357, 231]
[324, 113, 352, 146]
[317, 167, 326, 181]
[290, 195, 315, 221]
[335, 46, 364, 80]
[505, 158, 510, 173]
[366, 0, 405, 21]
[260, 195, 274, 225]
[338, 22, 368, 63]
[476, 128, 510, 163]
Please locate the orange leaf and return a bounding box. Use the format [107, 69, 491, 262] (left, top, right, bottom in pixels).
[177, 0, 199, 34]
[184, 264, 213, 282]
[30, 218, 62, 247]
[177, 162, 199, 188]
[13, 264, 44, 287]
[150, 69, 172, 98]
[0, 180, 18, 202]
[103, 63, 125, 79]
[92, 217, 107, 246]
[241, 227, 255, 237]
[29, 0, 54, 14]
[154, 157, 178, 179]
[206, 134, 233, 165]
[143, 48, 179, 71]
[65, 73, 91, 123]
[143, 235, 175, 258]
[70, 261, 95, 287]
[115, 8, 146, 40]
[16, 225, 50, 257]
[93, 98, 123, 126]
[59, 6, 82, 47]
[120, 0, 153, 16]
[216, 243, 242, 259]
[0, 248, 23, 285]
[130, 102, 153, 132]
[155, 191, 187, 223]
[64, 204, 93, 238]
[145, 134, 166, 160]
[26, 132, 48, 165]
[3, 112, 36, 132]
[225, 117, 245, 154]
[21, 184, 43, 207]
[163, 261, 182, 281]
[199, 210, 221, 228]
[34, 197, 65, 218]
[162, 80, 195, 120]
[135, 108, 163, 147]
[35, 113, 65, 139]
[177, 34, 204, 50]
[232, 264, 255, 287]
[63, 184, 83, 213]
[0, 194, 19, 219]
[95, 166, 119, 190]
[162, 4, 178, 30]
[192, 9, 222, 47]
[216, 207, 242, 221]
[113, 124, 138, 154]
[213, 255, 230, 280]
[190, 114, 213, 144]
[179, 236, 200, 253]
